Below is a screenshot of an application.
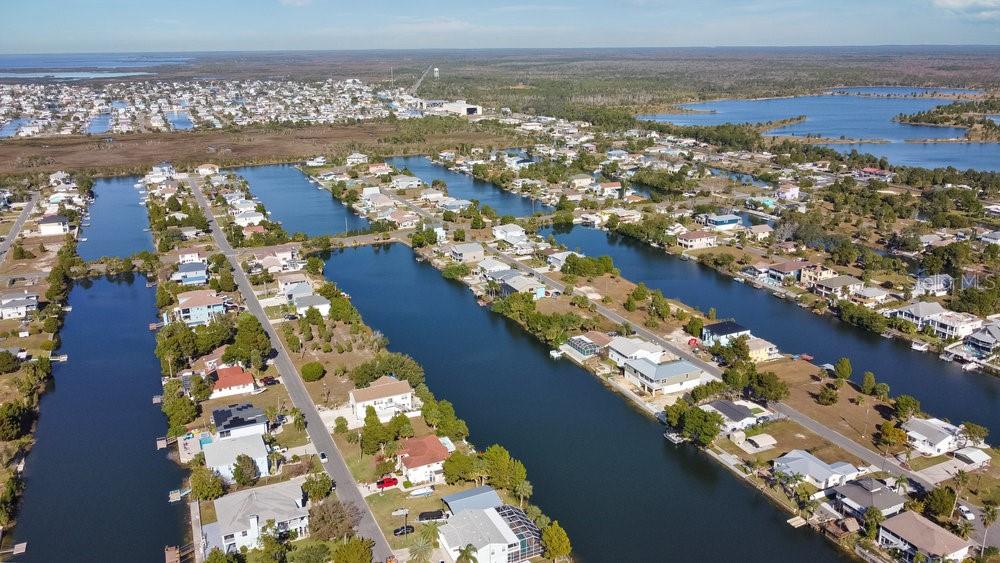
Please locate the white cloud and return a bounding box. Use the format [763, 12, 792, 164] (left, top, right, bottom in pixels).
[278, 0, 312, 6]
[932, 0, 1000, 21]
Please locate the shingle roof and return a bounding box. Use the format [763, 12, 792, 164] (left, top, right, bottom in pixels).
[214, 477, 308, 538]
[832, 478, 905, 512]
[880, 511, 970, 557]
[398, 435, 449, 470]
[349, 375, 412, 404]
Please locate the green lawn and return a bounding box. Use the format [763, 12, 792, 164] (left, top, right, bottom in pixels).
[275, 423, 309, 449]
[908, 454, 950, 471]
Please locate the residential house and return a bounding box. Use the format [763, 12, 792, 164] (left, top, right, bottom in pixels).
[568, 174, 593, 189]
[623, 358, 704, 396]
[831, 478, 906, 519]
[212, 403, 269, 440]
[294, 294, 331, 317]
[814, 275, 864, 300]
[0, 291, 38, 320]
[608, 336, 666, 368]
[902, 417, 964, 456]
[853, 286, 891, 309]
[913, 274, 954, 297]
[476, 257, 509, 277]
[450, 242, 485, 263]
[345, 152, 369, 166]
[38, 215, 70, 236]
[747, 337, 779, 363]
[772, 449, 859, 489]
[767, 261, 813, 285]
[397, 435, 450, 484]
[275, 273, 311, 297]
[798, 264, 836, 290]
[232, 211, 265, 227]
[748, 224, 773, 242]
[677, 230, 717, 250]
[177, 251, 203, 264]
[170, 290, 226, 326]
[699, 400, 760, 434]
[348, 375, 415, 422]
[196, 163, 220, 176]
[546, 251, 582, 270]
[214, 477, 310, 553]
[887, 302, 982, 340]
[492, 224, 527, 244]
[171, 261, 209, 286]
[877, 511, 971, 562]
[965, 322, 1000, 358]
[204, 434, 269, 484]
[390, 175, 422, 190]
[438, 506, 541, 563]
[442, 486, 503, 514]
[500, 275, 545, 300]
[701, 321, 751, 347]
[704, 213, 742, 231]
[210, 366, 256, 399]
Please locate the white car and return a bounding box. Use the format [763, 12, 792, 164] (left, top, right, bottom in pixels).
[959, 505, 976, 521]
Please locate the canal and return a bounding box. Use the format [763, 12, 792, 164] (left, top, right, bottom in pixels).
[544, 225, 1000, 434]
[232, 164, 369, 237]
[387, 156, 552, 217]
[78, 175, 155, 261]
[323, 243, 847, 563]
[11, 275, 187, 562]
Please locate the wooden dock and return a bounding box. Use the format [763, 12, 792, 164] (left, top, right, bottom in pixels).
[156, 436, 177, 450]
[164, 542, 193, 563]
[149, 322, 164, 331]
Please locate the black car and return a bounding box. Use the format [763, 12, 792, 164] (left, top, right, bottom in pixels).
[260, 376, 278, 386]
[393, 525, 414, 536]
[418, 510, 446, 522]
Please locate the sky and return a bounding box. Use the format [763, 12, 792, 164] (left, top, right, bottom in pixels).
[1, 0, 999, 53]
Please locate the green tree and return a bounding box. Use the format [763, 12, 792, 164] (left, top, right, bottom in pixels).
[541, 521, 572, 561]
[877, 422, 906, 447]
[443, 451, 477, 484]
[302, 473, 333, 501]
[332, 537, 373, 563]
[748, 371, 789, 403]
[301, 362, 326, 382]
[833, 357, 852, 380]
[225, 313, 272, 370]
[862, 506, 885, 539]
[287, 541, 330, 563]
[514, 479, 533, 508]
[205, 548, 242, 563]
[0, 402, 31, 440]
[217, 269, 237, 292]
[232, 454, 260, 487]
[360, 406, 391, 455]
[893, 395, 921, 420]
[816, 385, 839, 406]
[190, 466, 225, 500]
[456, 544, 479, 563]
[685, 317, 704, 337]
[924, 486, 956, 520]
[861, 371, 877, 395]
[309, 499, 361, 541]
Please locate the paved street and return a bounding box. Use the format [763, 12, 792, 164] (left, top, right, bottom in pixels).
[0, 193, 40, 262]
[190, 181, 394, 561]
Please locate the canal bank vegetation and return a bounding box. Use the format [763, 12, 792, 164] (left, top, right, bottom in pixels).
[898, 98, 1000, 141]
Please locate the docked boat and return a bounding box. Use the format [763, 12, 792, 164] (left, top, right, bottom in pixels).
[963, 362, 979, 371]
[800, 354, 814, 361]
[549, 350, 562, 359]
[911, 342, 930, 352]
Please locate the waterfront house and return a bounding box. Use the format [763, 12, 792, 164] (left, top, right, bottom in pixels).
[772, 450, 859, 489]
[492, 224, 527, 244]
[853, 286, 891, 308]
[438, 505, 542, 563]
[230, 200, 258, 215]
[210, 366, 256, 399]
[477, 257, 509, 277]
[212, 403, 269, 440]
[204, 433, 269, 484]
[887, 302, 982, 340]
[568, 174, 593, 189]
[442, 486, 503, 514]
[913, 273, 954, 297]
[450, 242, 485, 263]
[703, 213, 742, 232]
[623, 358, 704, 396]
[698, 400, 761, 434]
[214, 477, 310, 553]
[386, 209, 419, 229]
[276, 273, 311, 296]
[831, 478, 906, 519]
[748, 224, 773, 241]
[767, 260, 813, 285]
[397, 435, 450, 484]
[980, 231, 1000, 246]
[0, 291, 38, 320]
[677, 230, 717, 250]
[294, 294, 331, 317]
[965, 322, 1000, 358]
[38, 215, 70, 236]
[813, 275, 864, 300]
[345, 152, 368, 166]
[171, 261, 209, 286]
[368, 163, 392, 176]
[233, 211, 265, 227]
[391, 175, 422, 190]
[419, 189, 445, 202]
[178, 251, 203, 264]
[501, 275, 545, 300]
[877, 511, 971, 562]
[348, 375, 415, 422]
[608, 336, 666, 368]
[747, 337, 779, 363]
[901, 417, 964, 456]
[196, 163, 220, 176]
[701, 321, 751, 347]
[546, 250, 583, 270]
[170, 290, 226, 327]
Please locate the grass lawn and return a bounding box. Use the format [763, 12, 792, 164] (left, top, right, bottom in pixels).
[908, 454, 950, 472]
[717, 419, 867, 467]
[275, 422, 309, 449]
[199, 500, 218, 525]
[948, 449, 1000, 506]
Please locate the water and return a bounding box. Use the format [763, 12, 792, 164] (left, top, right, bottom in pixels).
[0, 53, 190, 69]
[829, 87, 981, 97]
[164, 111, 193, 131]
[11, 275, 187, 561]
[0, 118, 30, 138]
[232, 164, 369, 237]
[386, 156, 553, 217]
[0, 71, 153, 79]
[323, 244, 847, 563]
[710, 167, 771, 187]
[85, 113, 111, 134]
[639, 94, 1000, 171]
[545, 226, 1000, 434]
[78, 176, 154, 261]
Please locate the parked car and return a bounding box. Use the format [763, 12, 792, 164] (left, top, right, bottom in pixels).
[959, 505, 976, 520]
[418, 510, 447, 522]
[260, 376, 278, 386]
[377, 477, 399, 489]
[393, 525, 414, 536]
[319, 452, 328, 463]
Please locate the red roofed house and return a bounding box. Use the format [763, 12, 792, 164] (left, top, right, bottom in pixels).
[242, 225, 267, 237]
[397, 435, 450, 484]
[210, 366, 256, 399]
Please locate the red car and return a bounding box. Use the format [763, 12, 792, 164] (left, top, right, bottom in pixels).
[376, 477, 398, 489]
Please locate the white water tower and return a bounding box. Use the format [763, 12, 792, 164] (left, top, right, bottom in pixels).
[433, 67, 439, 79]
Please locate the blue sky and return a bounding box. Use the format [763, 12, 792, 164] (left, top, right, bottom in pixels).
[2, 0, 999, 53]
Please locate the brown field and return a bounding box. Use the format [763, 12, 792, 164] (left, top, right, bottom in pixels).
[0, 122, 517, 175]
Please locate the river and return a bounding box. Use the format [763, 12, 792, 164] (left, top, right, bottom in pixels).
[232, 164, 369, 237]
[78, 175, 155, 261]
[322, 243, 847, 563]
[386, 156, 553, 217]
[11, 275, 187, 562]
[543, 225, 1000, 434]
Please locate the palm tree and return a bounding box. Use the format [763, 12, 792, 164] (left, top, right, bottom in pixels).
[982, 502, 998, 555]
[456, 544, 478, 563]
[407, 535, 434, 563]
[419, 521, 443, 549]
[514, 479, 533, 508]
[951, 470, 970, 519]
[955, 519, 974, 539]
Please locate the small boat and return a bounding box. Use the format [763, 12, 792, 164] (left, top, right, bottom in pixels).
[963, 362, 979, 371]
[680, 254, 690, 261]
[881, 332, 893, 339]
[911, 342, 930, 352]
[79, 237, 88, 242]
[408, 486, 434, 497]
[800, 354, 813, 361]
[549, 350, 562, 359]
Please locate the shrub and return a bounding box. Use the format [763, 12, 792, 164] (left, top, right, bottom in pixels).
[301, 362, 326, 382]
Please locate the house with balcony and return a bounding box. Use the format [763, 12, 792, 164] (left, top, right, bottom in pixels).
[213, 477, 310, 553]
[348, 375, 415, 422]
[623, 358, 704, 396]
[168, 290, 226, 326]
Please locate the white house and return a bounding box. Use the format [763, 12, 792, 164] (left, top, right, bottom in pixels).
[607, 336, 666, 368]
[878, 511, 971, 563]
[546, 251, 582, 270]
[390, 175, 422, 190]
[624, 358, 704, 396]
[772, 449, 859, 489]
[902, 417, 964, 456]
[677, 230, 717, 250]
[492, 224, 527, 244]
[348, 375, 415, 422]
[887, 302, 982, 340]
[438, 506, 541, 563]
[346, 153, 369, 166]
[38, 215, 70, 236]
[204, 434, 270, 484]
[212, 403, 269, 441]
[0, 291, 38, 320]
[232, 211, 265, 227]
[397, 435, 450, 484]
[293, 294, 331, 317]
[214, 477, 310, 553]
[699, 400, 761, 434]
[210, 366, 256, 399]
[450, 242, 485, 263]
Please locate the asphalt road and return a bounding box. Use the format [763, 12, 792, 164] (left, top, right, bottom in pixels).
[190, 181, 394, 561]
[0, 193, 40, 262]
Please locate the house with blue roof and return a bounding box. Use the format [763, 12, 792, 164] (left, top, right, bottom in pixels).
[171, 261, 209, 286]
[623, 358, 704, 396]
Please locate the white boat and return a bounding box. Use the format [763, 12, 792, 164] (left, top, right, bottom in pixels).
[911, 341, 930, 352]
[963, 362, 979, 371]
[549, 350, 562, 359]
[408, 486, 433, 497]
